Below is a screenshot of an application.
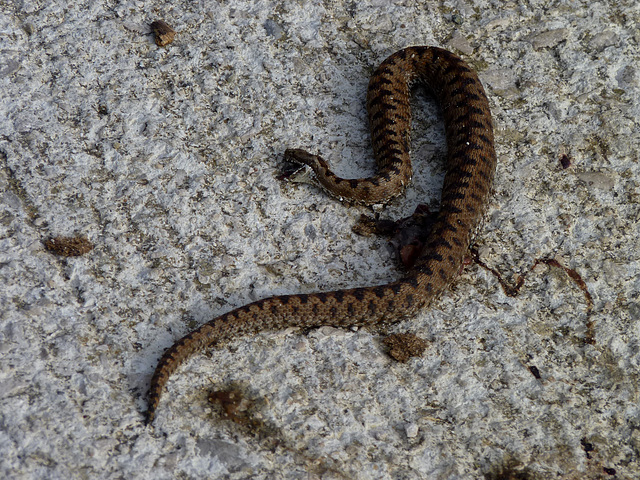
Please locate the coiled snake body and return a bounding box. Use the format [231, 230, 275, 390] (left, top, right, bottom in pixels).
[145, 46, 496, 423]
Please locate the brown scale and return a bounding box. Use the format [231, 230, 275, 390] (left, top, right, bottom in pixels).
[145, 46, 496, 424]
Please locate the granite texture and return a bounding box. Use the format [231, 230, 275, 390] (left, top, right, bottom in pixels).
[1, 0, 639, 479]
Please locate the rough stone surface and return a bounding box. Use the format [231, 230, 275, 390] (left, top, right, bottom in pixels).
[1, 1, 639, 479]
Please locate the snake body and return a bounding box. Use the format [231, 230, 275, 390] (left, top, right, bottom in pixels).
[145, 46, 496, 423]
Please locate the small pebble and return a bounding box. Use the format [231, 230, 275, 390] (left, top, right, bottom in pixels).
[405, 422, 419, 438]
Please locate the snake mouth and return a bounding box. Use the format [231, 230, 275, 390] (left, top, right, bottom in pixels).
[277, 160, 315, 184]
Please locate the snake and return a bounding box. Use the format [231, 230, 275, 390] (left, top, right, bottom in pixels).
[144, 46, 496, 424]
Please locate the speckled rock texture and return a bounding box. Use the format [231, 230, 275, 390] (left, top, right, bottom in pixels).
[1, 1, 638, 479]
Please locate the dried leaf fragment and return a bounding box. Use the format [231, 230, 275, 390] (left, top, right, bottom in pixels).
[44, 236, 94, 257]
[383, 333, 428, 362]
[209, 389, 253, 425]
[150, 20, 176, 47]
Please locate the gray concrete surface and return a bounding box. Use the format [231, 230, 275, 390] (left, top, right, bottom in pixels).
[1, 0, 639, 478]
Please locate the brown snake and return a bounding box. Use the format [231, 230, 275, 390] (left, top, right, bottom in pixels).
[145, 46, 496, 424]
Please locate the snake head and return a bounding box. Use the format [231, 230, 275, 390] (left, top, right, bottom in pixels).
[283, 148, 320, 166]
[278, 149, 318, 184]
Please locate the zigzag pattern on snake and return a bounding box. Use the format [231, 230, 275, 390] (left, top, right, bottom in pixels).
[145, 46, 497, 424]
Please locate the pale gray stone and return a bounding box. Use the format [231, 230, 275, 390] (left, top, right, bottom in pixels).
[0, 1, 638, 479]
